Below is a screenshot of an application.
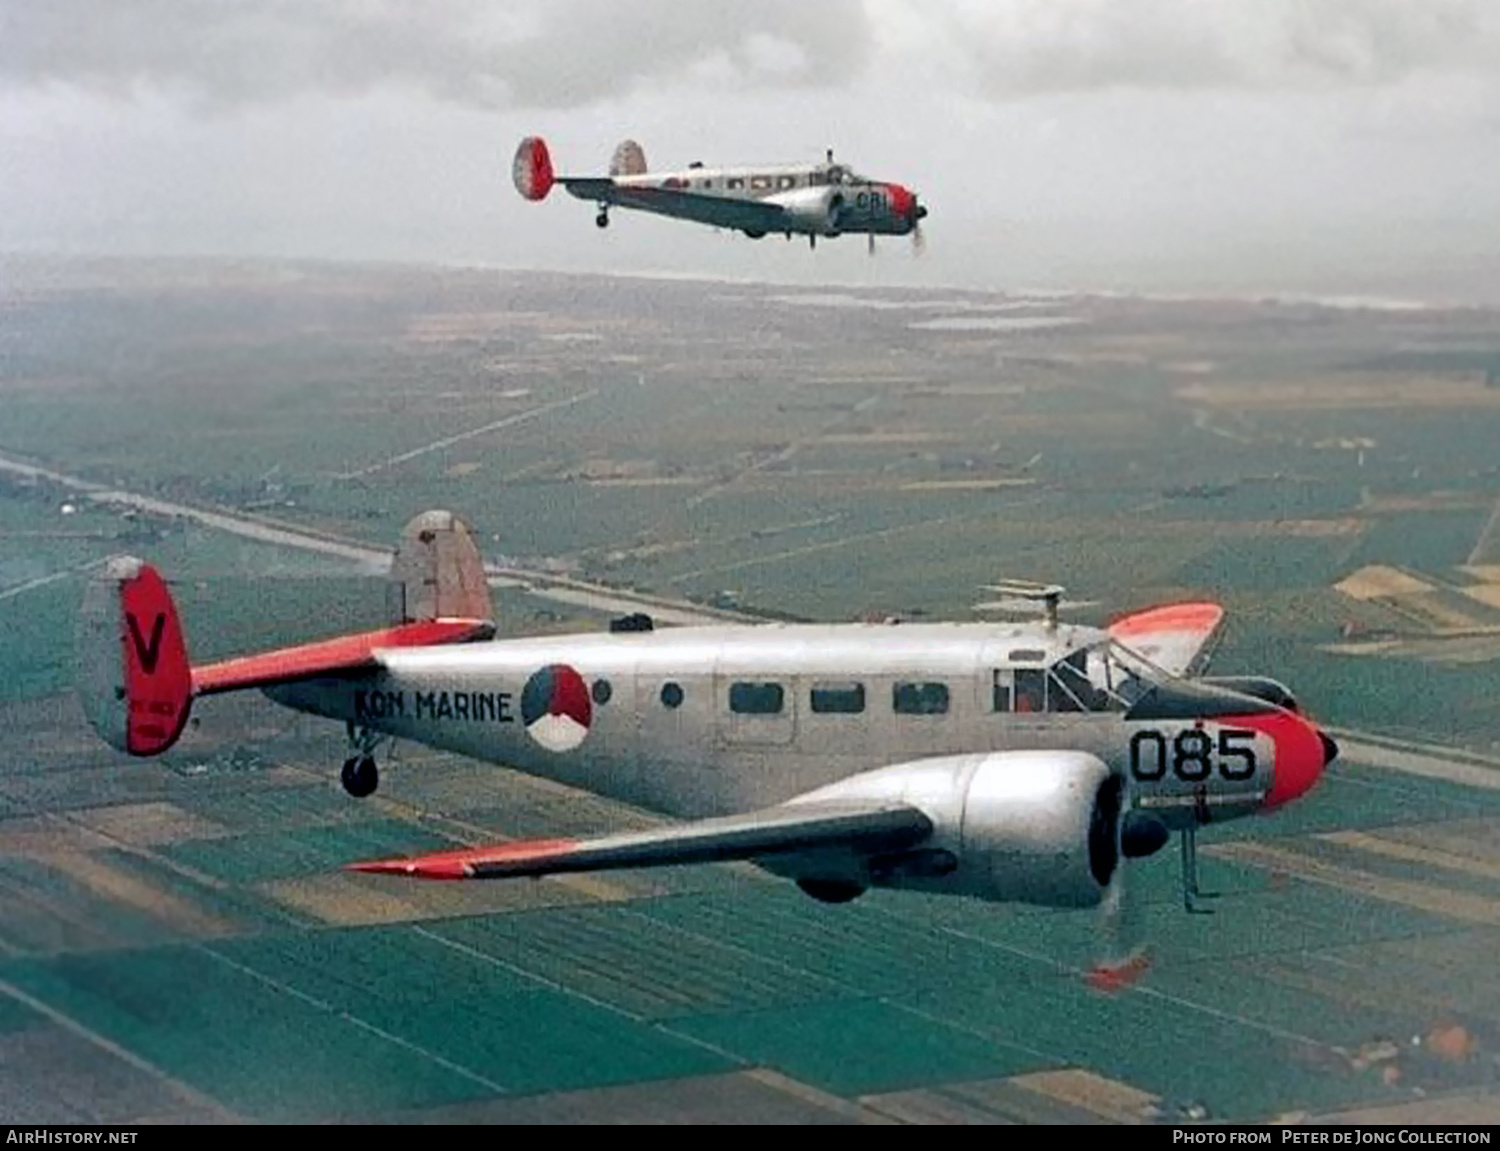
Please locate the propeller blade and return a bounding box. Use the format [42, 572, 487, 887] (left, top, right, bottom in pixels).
[868, 232, 876, 256]
[1087, 864, 1151, 993]
[912, 221, 926, 256]
[1086, 792, 1152, 994]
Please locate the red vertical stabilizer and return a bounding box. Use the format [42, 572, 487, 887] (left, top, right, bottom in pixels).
[76, 557, 194, 757]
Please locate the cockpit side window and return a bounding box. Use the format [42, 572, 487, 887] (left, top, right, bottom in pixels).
[1013, 668, 1046, 713]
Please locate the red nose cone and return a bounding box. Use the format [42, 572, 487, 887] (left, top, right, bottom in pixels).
[1265, 715, 1335, 810]
[887, 183, 915, 222]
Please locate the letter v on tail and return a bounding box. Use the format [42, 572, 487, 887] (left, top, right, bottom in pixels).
[76, 557, 194, 756]
[126, 611, 166, 675]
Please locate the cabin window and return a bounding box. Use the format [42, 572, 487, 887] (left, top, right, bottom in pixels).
[750, 175, 772, 190]
[727, 177, 744, 190]
[991, 670, 1011, 713]
[698, 180, 711, 190]
[1009, 649, 1047, 663]
[893, 681, 949, 716]
[809, 171, 826, 186]
[777, 175, 797, 190]
[1013, 668, 1046, 713]
[730, 681, 784, 715]
[591, 679, 612, 706]
[660, 682, 684, 709]
[811, 682, 865, 714]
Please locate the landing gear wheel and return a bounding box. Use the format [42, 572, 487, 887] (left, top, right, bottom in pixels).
[341, 755, 379, 798]
[595, 211, 609, 229]
[797, 879, 865, 904]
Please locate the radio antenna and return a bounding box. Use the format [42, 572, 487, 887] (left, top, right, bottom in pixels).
[977, 580, 1070, 631]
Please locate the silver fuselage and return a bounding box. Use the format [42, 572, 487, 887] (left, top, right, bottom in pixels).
[267, 621, 1279, 829]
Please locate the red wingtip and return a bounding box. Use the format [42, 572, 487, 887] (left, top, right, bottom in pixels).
[345, 858, 472, 880]
[346, 837, 581, 881]
[1085, 951, 1152, 994]
[1109, 601, 1223, 640]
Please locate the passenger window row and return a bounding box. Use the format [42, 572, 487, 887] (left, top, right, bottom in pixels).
[725, 680, 949, 716]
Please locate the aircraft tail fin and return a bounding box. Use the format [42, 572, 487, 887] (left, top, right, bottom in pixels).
[513, 136, 556, 201]
[75, 557, 194, 757]
[610, 139, 647, 177]
[386, 510, 493, 627]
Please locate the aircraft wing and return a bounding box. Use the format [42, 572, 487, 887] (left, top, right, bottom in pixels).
[561, 178, 792, 234]
[192, 618, 495, 696]
[347, 801, 933, 880]
[1108, 602, 1225, 678]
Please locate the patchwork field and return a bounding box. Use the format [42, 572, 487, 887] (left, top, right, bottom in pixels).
[4, 257, 1500, 1123]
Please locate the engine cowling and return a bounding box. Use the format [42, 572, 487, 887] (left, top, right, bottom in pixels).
[768, 186, 844, 235]
[778, 750, 1125, 910]
[958, 750, 1122, 908]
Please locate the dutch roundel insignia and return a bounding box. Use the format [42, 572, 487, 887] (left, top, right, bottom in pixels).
[521, 664, 593, 752]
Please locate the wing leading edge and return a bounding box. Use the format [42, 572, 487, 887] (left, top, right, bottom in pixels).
[347, 802, 934, 881]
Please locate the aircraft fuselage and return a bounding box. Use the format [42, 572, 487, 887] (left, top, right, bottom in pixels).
[265, 621, 1310, 828]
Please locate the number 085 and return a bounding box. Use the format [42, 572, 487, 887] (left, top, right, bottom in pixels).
[1129, 728, 1258, 782]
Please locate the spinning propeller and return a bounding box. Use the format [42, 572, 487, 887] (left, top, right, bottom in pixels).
[1088, 850, 1153, 993]
[1088, 775, 1164, 993]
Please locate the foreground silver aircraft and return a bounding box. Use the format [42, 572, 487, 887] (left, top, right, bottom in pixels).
[512, 136, 929, 251]
[79, 512, 1334, 982]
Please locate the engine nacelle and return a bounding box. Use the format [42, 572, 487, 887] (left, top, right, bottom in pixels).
[767, 186, 845, 235]
[777, 750, 1124, 910]
[958, 750, 1122, 908]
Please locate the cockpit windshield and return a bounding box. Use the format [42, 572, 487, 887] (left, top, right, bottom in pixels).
[825, 165, 866, 186]
[1007, 639, 1173, 714]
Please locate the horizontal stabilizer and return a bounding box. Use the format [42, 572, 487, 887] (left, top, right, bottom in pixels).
[347, 802, 933, 881]
[1109, 602, 1224, 678]
[193, 618, 495, 696]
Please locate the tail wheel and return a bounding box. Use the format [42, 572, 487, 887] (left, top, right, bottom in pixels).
[595, 211, 609, 229]
[341, 756, 379, 798]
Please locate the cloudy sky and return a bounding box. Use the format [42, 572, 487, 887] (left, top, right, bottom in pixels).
[3, 1, 1499, 302]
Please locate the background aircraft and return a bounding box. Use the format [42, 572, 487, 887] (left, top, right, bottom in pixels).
[77, 510, 1334, 983]
[513, 136, 929, 252]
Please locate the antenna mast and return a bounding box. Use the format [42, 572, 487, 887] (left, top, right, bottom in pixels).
[978, 580, 1068, 631]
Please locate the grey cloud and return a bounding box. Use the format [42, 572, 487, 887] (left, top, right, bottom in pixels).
[0, 0, 871, 109]
[874, 0, 1500, 96]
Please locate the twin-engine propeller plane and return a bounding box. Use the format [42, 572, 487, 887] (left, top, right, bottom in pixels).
[77, 511, 1334, 984]
[513, 136, 929, 252]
